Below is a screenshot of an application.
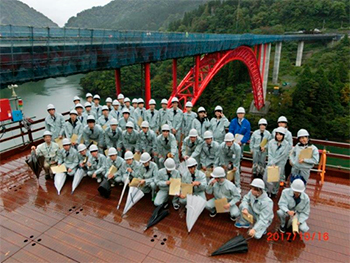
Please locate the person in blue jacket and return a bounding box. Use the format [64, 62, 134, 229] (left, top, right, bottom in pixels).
[228, 107, 251, 158]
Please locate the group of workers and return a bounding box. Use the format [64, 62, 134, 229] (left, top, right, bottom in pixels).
[31, 92, 319, 238]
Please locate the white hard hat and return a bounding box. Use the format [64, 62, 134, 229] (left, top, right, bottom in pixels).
[189, 129, 198, 137]
[211, 167, 225, 178]
[108, 147, 118, 156]
[236, 107, 245, 114]
[138, 98, 145, 104]
[73, 96, 81, 102]
[277, 116, 288, 123]
[250, 178, 265, 189]
[75, 103, 83, 109]
[297, 129, 309, 138]
[110, 118, 118, 125]
[87, 115, 95, 121]
[124, 151, 134, 160]
[275, 127, 286, 135]
[70, 109, 78, 115]
[149, 99, 156, 105]
[106, 97, 112, 103]
[84, 102, 92, 107]
[132, 98, 138, 104]
[93, 94, 100, 100]
[291, 179, 305, 193]
[258, 118, 267, 125]
[162, 124, 170, 131]
[140, 152, 151, 163]
[86, 92, 93, 98]
[161, 99, 168, 104]
[62, 138, 71, 146]
[171, 97, 179, 103]
[77, 144, 87, 152]
[117, 94, 125, 99]
[124, 97, 130, 103]
[214, 105, 223, 111]
[185, 101, 193, 108]
[112, 99, 120, 106]
[186, 157, 197, 167]
[203, 130, 213, 139]
[102, 105, 109, 111]
[43, 130, 52, 137]
[122, 108, 130, 114]
[141, 121, 149, 128]
[47, 104, 55, 110]
[164, 158, 176, 171]
[126, 121, 134, 128]
[224, 132, 234, 142]
[89, 144, 98, 152]
[197, 106, 206, 113]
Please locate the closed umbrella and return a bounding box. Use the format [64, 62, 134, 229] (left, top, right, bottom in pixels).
[122, 186, 144, 216]
[71, 168, 85, 194]
[117, 176, 129, 210]
[144, 203, 170, 231]
[98, 178, 111, 198]
[186, 194, 206, 233]
[54, 172, 67, 195]
[211, 235, 249, 256]
[25, 151, 45, 178]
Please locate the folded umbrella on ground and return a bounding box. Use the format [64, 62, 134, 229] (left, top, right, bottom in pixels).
[25, 151, 45, 178]
[144, 203, 170, 231]
[211, 234, 249, 256]
[122, 186, 144, 216]
[98, 178, 111, 198]
[186, 194, 206, 233]
[71, 168, 86, 194]
[54, 172, 67, 195]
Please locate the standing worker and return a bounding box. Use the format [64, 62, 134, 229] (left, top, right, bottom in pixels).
[168, 97, 183, 142]
[210, 105, 230, 144]
[45, 104, 65, 140]
[182, 101, 197, 138]
[145, 99, 160, 134]
[191, 106, 211, 137]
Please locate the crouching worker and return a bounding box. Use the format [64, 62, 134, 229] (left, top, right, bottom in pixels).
[57, 138, 79, 176]
[136, 152, 158, 200]
[235, 179, 274, 239]
[120, 151, 141, 184]
[179, 157, 207, 206]
[87, 144, 107, 183]
[154, 158, 181, 209]
[105, 147, 125, 187]
[77, 144, 90, 175]
[205, 167, 241, 221]
[277, 179, 310, 233]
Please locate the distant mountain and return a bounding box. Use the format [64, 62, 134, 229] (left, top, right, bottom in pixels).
[65, 0, 208, 30]
[0, 0, 58, 27]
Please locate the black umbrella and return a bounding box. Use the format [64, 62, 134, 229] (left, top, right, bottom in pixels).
[211, 235, 249, 256]
[98, 178, 111, 198]
[25, 151, 45, 178]
[144, 203, 170, 231]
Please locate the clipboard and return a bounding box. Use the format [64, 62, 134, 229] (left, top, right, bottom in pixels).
[299, 147, 313, 159]
[89, 140, 98, 145]
[234, 134, 243, 144]
[215, 198, 229, 213]
[129, 178, 141, 187]
[260, 138, 268, 148]
[104, 149, 109, 156]
[82, 156, 88, 164]
[243, 213, 254, 224]
[267, 166, 280, 182]
[102, 125, 107, 130]
[51, 164, 67, 174]
[181, 183, 193, 196]
[227, 169, 235, 181]
[108, 165, 118, 175]
[71, 134, 78, 143]
[137, 117, 143, 127]
[55, 138, 63, 149]
[169, 178, 181, 196]
[292, 216, 299, 233]
[134, 152, 141, 162]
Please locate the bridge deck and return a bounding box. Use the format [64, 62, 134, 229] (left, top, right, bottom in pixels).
[1, 150, 349, 263]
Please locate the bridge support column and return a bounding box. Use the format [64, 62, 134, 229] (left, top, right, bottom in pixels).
[296, 41, 304, 66]
[172, 59, 177, 90]
[144, 63, 151, 109]
[259, 44, 265, 73]
[272, 42, 282, 84]
[262, 43, 271, 100]
[115, 69, 121, 96]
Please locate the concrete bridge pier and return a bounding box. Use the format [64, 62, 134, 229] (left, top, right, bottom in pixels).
[262, 43, 271, 100]
[296, 41, 304, 66]
[272, 42, 282, 84]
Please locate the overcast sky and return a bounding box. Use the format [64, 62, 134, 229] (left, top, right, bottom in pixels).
[19, 0, 112, 27]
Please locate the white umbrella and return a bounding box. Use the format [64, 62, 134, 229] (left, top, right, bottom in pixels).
[122, 186, 144, 216]
[71, 168, 86, 194]
[54, 172, 67, 195]
[186, 194, 206, 233]
[178, 161, 187, 176]
[117, 175, 129, 210]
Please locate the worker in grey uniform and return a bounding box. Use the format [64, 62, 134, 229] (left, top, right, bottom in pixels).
[104, 147, 125, 186]
[235, 179, 274, 239]
[136, 152, 158, 200]
[181, 129, 204, 166]
[145, 99, 160, 134]
[216, 133, 242, 191]
[133, 98, 146, 127]
[104, 118, 123, 152]
[205, 167, 241, 221]
[123, 97, 134, 115]
[72, 96, 81, 108]
[289, 129, 319, 184]
[210, 105, 230, 144]
[182, 101, 197, 137]
[110, 100, 122, 121]
[117, 94, 125, 110]
[271, 116, 293, 147]
[121, 121, 139, 153]
[277, 179, 310, 233]
[62, 110, 83, 147]
[75, 103, 86, 126]
[45, 104, 65, 140]
[92, 94, 103, 118]
[83, 102, 96, 120]
[179, 157, 207, 206]
[191, 106, 211, 137]
[120, 151, 141, 183]
[98, 105, 112, 129]
[77, 143, 91, 175]
[155, 124, 179, 168]
[138, 121, 157, 156]
[118, 108, 136, 131]
[250, 118, 271, 177]
[159, 98, 170, 130]
[87, 144, 107, 183]
[131, 98, 138, 112]
[82, 115, 105, 151]
[168, 97, 183, 141]
[31, 130, 59, 179]
[200, 130, 220, 172]
[105, 97, 113, 111]
[154, 158, 181, 209]
[57, 138, 79, 176]
[85, 93, 93, 104]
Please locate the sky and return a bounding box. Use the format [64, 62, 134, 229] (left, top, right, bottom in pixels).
[19, 0, 112, 27]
